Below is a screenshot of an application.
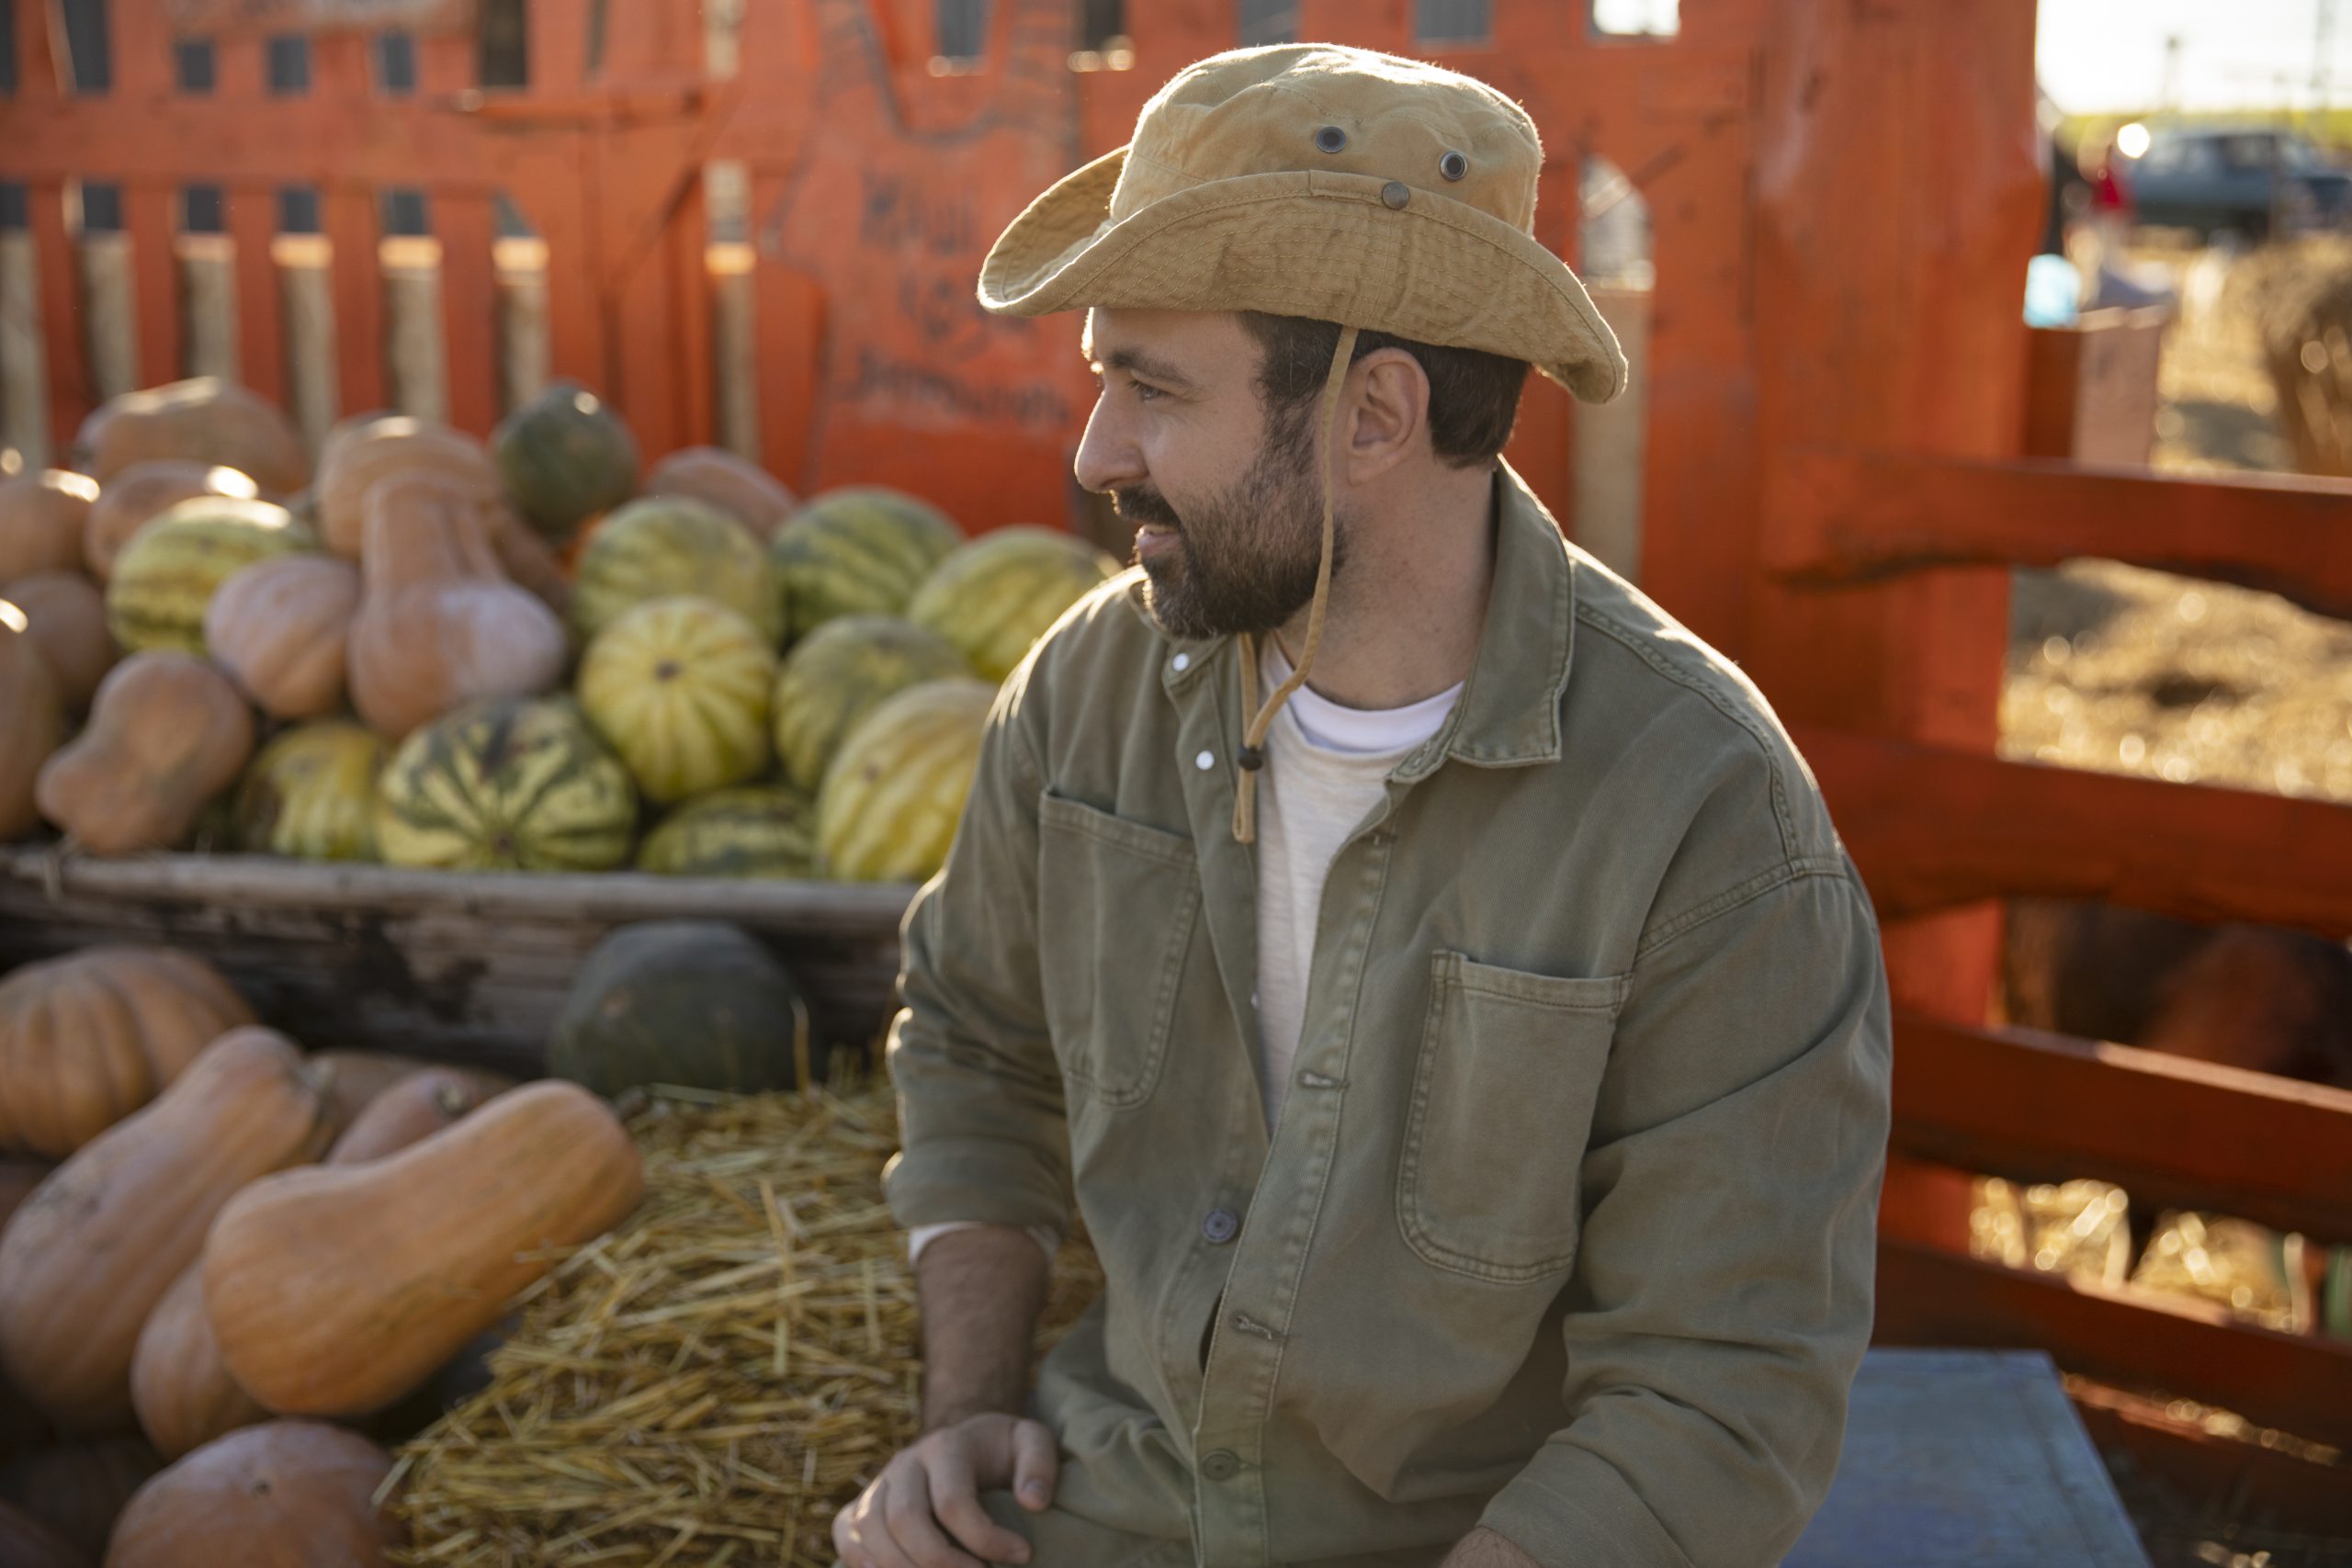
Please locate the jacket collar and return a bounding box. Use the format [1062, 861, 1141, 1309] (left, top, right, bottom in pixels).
[1150, 457, 1577, 777]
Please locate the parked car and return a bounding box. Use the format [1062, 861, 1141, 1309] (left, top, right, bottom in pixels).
[2120, 127, 2352, 239]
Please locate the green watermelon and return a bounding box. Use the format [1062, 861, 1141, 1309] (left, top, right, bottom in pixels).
[569, 497, 781, 647]
[375, 696, 639, 872]
[548, 919, 812, 1096]
[636, 785, 816, 877]
[815, 677, 995, 882]
[768, 487, 963, 645]
[105, 496, 315, 655]
[491, 379, 639, 540]
[905, 525, 1118, 682]
[577, 596, 776, 805]
[771, 615, 970, 794]
[235, 720, 386, 862]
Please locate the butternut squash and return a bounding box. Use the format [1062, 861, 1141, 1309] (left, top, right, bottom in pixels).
[324, 1068, 482, 1165]
[205, 1081, 641, 1416]
[74, 379, 307, 495]
[0, 601, 64, 841]
[202, 554, 361, 719]
[104, 1421, 396, 1568]
[309, 1050, 513, 1136]
[345, 472, 568, 739]
[0, 1438, 159, 1561]
[644, 446, 797, 540]
[33, 653, 255, 854]
[0, 1031, 334, 1431]
[128, 1265, 267, 1461]
[0, 570, 119, 711]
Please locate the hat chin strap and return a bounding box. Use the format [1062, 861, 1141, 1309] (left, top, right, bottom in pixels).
[1233, 323, 1359, 845]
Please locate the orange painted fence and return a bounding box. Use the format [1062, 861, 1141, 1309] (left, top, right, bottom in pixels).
[6, 0, 2352, 1511]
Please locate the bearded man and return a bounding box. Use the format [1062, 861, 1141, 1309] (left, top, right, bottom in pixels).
[835, 42, 1892, 1568]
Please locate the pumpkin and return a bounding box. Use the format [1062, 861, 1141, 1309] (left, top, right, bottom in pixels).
[232, 721, 385, 862]
[577, 596, 776, 804]
[905, 525, 1120, 682]
[0, 1439, 161, 1561]
[644, 446, 797, 539]
[104, 496, 314, 656]
[0, 1029, 334, 1431]
[104, 1422, 397, 1568]
[568, 495, 782, 645]
[324, 1068, 483, 1165]
[34, 653, 255, 855]
[492, 380, 639, 540]
[374, 696, 639, 872]
[308, 1051, 514, 1137]
[770, 486, 964, 644]
[345, 471, 569, 739]
[202, 554, 361, 719]
[0, 470, 99, 582]
[815, 677, 995, 882]
[82, 460, 257, 582]
[0, 571, 118, 711]
[550, 920, 811, 1097]
[128, 1265, 267, 1461]
[0, 946, 255, 1159]
[314, 415, 498, 558]
[205, 1080, 643, 1417]
[771, 614, 969, 793]
[0, 1160, 48, 1231]
[0, 1499, 85, 1568]
[74, 378, 308, 495]
[0, 601, 64, 841]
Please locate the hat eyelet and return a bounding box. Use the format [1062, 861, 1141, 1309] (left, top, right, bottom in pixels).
[1439, 151, 1469, 181]
[1314, 125, 1348, 153]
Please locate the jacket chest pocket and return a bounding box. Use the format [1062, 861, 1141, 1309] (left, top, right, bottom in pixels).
[1397, 951, 1630, 1284]
[1036, 794, 1202, 1108]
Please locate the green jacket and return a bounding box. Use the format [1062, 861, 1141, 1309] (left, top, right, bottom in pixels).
[883, 461, 1893, 1567]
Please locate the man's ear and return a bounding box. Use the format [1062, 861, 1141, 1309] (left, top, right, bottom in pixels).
[1343, 347, 1430, 481]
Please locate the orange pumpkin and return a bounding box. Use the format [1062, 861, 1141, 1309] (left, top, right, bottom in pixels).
[309, 1050, 513, 1135]
[345, 472, 567, 739]
[74, 379, 307, 495]
[104, 1422, 396, 1568]
[324, 1068, 484, 1166]
[0, 471, 99, 583]
[0, 1030, 333, 1431]
[128, 1265, 268, 1462]
[0, 1438, 160, 1561]
[644, 446, 798, 540]
[0, 570, 119, 711]
[83, 461, 257, 582]
[0, 601, 64, 841]
[202, 555, 361, 719]
[314, 417, 500, 559]
[34, 653, 255, 854]
[0, 946, 255, 1159]
[206, 1080, 641, 1417]
[0, 1161, 49, 1236]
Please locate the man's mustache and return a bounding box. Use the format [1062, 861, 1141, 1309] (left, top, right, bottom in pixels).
[1113, 486, 1181, 528]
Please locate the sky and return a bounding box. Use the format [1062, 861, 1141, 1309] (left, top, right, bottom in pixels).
[2036, 0, 2351, 113]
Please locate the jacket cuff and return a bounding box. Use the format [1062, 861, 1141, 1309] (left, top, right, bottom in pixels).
[1478, 1443, 1695, 1568]
[882, 1139, 1070, 1236]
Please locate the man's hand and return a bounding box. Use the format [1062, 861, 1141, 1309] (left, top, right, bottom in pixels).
[832, 1412, 1058, 1567]
[1440, 1525, 1544, 1567]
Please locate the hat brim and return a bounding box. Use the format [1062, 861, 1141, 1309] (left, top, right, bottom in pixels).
[978, 146, 1629, 404]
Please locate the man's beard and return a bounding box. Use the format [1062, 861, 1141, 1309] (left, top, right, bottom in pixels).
[1117, 414, 1341, 642]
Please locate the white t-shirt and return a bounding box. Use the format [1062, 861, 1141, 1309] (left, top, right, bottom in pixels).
[908, 639, 1462, 1264]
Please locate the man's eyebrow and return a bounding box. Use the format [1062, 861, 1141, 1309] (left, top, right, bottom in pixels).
[1094, 345, 1200, 390]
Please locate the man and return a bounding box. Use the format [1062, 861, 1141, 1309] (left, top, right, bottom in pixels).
[835, 43, 1892, 1568]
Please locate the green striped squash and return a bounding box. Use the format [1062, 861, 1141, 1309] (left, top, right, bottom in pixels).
[768, 487, 963, 645]
[771, 615, 969, 794]
[815, 678, 994, 882]
[636, 785, 816, 877]
[577, 596, 776, 805]
[905, 525, 1118, 682]
[234, 720, 386, 862]
[491, 380, 640, 540]
[569, 497, 781, 647]
[106, 496, 315, 655]
[375, 696, 639, 872]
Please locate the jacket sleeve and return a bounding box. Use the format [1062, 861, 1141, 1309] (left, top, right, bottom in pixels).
[1478, 858, 1893, 1568]
[880, 671, 1073, 1238]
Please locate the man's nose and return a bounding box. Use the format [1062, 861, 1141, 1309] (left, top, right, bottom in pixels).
[1073, 397, 1145, 497]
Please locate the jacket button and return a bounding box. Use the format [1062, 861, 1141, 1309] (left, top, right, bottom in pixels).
[1194, 750, 1215, 771]
[1202, 1207, 1239, 1245]
[1199, 1449, 1242, 1481]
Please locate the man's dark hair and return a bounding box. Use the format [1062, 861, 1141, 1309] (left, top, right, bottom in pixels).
[1237, 312, 1531, 469]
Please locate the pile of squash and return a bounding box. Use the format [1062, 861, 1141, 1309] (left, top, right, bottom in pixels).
[0, 375, 1118, 885]
[0, 943, 645, 1565]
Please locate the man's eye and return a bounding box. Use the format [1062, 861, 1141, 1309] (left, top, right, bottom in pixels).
[1133, 381, 1164, 403]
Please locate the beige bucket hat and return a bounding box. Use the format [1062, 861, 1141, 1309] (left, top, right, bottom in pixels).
[981, 45, 1626, 842]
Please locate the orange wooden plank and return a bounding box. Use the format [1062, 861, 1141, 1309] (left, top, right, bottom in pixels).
[527, 148, 603, 390]
[432, 188, 498, 435]
[666, 168, 715, 450]
[1801, 725, 2352, 939]
[223, 185, 286, 404]
[1873, 1236, 2352, 1450]
[414, 28, 476, 93]
[1296, 0, 1411, 52]
[1764, 447, 2352, 624]
[109, 0, 176, 95]
[748, 167, 823, 491]
[123, 183, 184, 388]
[28, 179, 93, 457]
[321, 182, 386, 415]
[1890, 1010, 2352, 1244]
[528, 0, 592, 90]
[210, 33, 268, 96]
[10, 0, 63, 100]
